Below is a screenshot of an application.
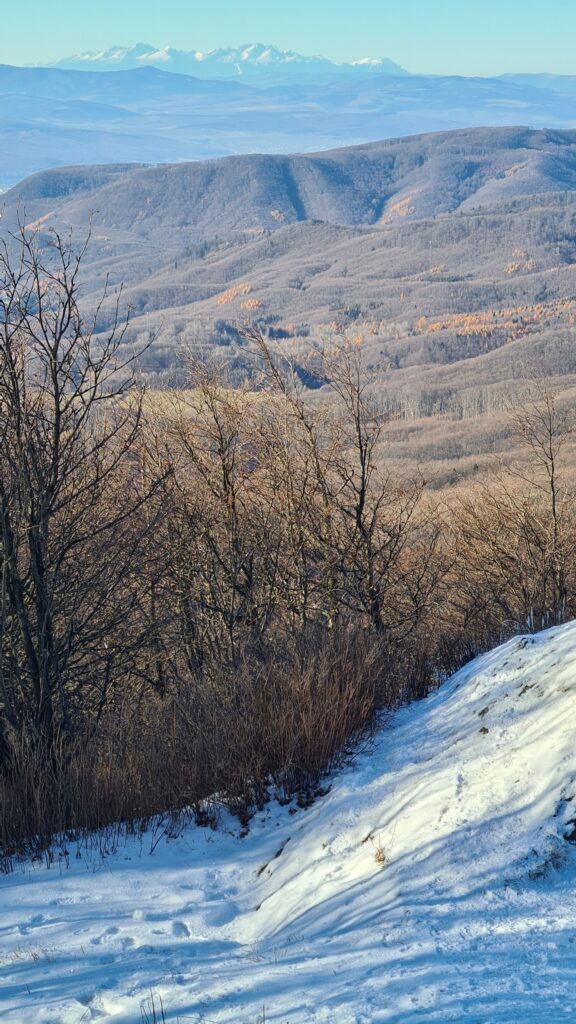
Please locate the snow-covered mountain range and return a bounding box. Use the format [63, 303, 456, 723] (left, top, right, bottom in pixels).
[47, 42, 408, 80]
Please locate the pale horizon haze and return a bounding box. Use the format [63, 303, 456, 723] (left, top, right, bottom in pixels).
[1, 0, 575, 76]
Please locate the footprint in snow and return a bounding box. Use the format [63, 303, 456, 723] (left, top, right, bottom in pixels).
[76, 992, 96, 1008]
[204, 901, 238, 927]
[90, 926, 119, 945]
[172, 920, 191, 938]
[18, 913, 46, 935]
[51, 894, 90, 906]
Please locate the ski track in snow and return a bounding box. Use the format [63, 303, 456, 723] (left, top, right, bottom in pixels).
[3, 623, 576, 1022]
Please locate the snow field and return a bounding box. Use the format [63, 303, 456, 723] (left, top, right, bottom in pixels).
[3, 623, 576, 1022]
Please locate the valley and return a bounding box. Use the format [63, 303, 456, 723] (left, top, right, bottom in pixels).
[3, 126, 576, 479]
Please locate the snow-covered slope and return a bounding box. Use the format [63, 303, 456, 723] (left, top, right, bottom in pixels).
[2, 623, 576, 1022]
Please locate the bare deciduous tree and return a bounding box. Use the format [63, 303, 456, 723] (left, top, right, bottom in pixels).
[0, 226, 161, 752]
[452, 381, 576, 639]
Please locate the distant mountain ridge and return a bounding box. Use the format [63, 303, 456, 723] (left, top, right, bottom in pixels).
[47, 42, 408, 80]
[4, 126, 576, 399]
[8, 127, 576, 240]
[5, 60, 576, 191]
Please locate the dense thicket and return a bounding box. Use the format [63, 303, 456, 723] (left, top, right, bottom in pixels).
[1, 230, 575, 862]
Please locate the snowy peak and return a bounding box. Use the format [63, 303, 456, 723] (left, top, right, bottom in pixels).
[64, 42, 159, 66]
[46, 42, 408, 80]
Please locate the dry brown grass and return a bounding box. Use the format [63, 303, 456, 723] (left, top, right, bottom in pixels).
[0, 627, 405, 864]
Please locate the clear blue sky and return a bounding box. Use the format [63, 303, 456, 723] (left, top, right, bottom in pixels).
[2, 0, 575, 76]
